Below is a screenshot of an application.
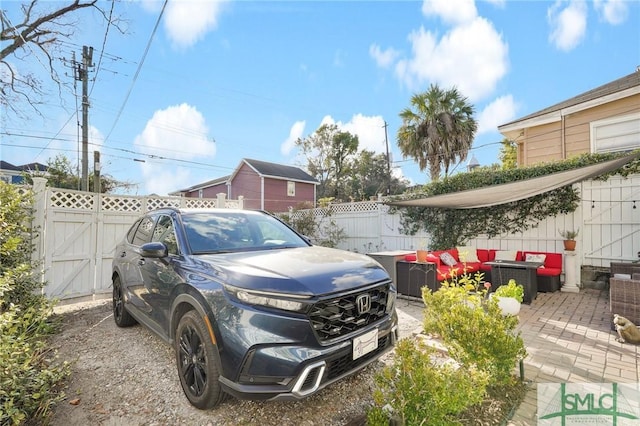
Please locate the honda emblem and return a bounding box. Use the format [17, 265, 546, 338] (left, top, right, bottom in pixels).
[356, 294, 371, 315]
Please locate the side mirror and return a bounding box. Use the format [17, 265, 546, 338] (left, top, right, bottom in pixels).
[140, 242, 168, 258]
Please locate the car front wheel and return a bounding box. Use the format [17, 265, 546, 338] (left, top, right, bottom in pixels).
[175, 310, 225, 409]
[112, 276, 137, 327]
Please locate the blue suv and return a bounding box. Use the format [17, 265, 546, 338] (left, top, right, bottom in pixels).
[111, 207, 398, 409]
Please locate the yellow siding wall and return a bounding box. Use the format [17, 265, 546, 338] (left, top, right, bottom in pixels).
[520, 94, 640, 166]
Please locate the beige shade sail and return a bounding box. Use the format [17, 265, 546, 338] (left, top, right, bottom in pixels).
[387, 152, 640, 209]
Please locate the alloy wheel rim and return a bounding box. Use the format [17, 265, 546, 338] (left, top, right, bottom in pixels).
[113, 284, 122, 321]
[179, 325, 207, 397]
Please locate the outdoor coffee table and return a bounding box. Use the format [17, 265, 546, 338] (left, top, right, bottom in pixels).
[485, 260, 543, 304]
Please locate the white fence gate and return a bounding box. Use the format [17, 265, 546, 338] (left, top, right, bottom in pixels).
[29, 178, 244, 300]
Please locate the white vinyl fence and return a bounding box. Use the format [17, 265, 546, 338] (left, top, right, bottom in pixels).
[292, 174, 640, 285]
[28, 178, 244, 300]
[24, 173, 639, 300]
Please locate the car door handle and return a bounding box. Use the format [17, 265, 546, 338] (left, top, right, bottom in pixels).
[138, 259, 146, 266]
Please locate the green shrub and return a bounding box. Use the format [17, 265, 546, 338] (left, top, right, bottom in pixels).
[422, 277, 527, 386]
[494, 279, 524, 303]
[367, 339, 489, 426]
[0, 181, 69, 425]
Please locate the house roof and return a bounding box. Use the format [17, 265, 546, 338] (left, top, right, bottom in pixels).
[169, 175, 231, 195]
[499, 70, 640, 133]
[19, 162, 49, 172]
[0, 161, 49, 173]
[238, 158, 318, 184]
[0, 161, 21, 171]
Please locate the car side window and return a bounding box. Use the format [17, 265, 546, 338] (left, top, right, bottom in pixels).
[126, 218, 142, 243]
[152, 215, 179, 255]
[132, 216, 155, 247]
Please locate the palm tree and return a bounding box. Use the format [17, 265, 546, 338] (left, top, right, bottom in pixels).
[397, 84, 478, 181]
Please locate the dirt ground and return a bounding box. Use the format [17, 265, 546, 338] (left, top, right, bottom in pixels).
[48, 298, 425, 426]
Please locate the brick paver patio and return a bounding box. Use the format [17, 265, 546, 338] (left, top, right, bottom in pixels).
[508, 288, 639, 424]
[396, 288, 640, 425]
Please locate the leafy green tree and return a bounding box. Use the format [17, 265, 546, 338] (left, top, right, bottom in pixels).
[499, 137, 518, 170]
[349, 149, 409, 199]
[25, 154, 134, 193]
[295, 124, 359, 200]
[397, 84, 478, 181]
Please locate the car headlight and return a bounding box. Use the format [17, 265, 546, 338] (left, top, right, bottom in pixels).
[225, 285, 311, 313]
[386, 287, 397, 314]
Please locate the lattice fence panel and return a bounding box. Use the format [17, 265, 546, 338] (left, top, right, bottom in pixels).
[330, 201, 379, 214]
[146, 197, 182, 211]
[224, 200, 243, 209]
[102, 196, 142, 212]
[50, 189, 95, 210]
[184, 198, 218, 208]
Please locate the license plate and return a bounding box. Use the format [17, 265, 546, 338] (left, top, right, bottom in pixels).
[352, 328, 379, 360]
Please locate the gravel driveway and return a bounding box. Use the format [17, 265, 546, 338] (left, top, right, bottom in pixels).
[49, 298, 424, 425]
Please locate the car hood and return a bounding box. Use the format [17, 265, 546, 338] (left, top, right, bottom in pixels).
[194, 245, 389, 296]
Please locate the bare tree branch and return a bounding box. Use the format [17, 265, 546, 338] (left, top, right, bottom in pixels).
[0, 0, 123, 119]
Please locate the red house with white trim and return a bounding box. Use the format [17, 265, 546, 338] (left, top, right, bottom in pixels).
[171, 158, 318, 212]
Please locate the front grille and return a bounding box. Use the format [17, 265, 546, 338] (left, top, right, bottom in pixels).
[308, 284, 390, 342]
[325, 335, 390, 382]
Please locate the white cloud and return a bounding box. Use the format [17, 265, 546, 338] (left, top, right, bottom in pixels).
[593, 0, 628, 25]
[281, 120, 306, 156]
[421, 0, 477, 25]
[310, 114, 387, 154]
[394, 18, 509, 101]
[369, 44, 400, 68]
[162, 0, 228, 49]
[134, 103, 215, 194]
[476, 95, 517, 135]
[548, 0, 588, 51]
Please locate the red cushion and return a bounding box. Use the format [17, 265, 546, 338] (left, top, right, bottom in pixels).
[537, 267, 561, 276]
[405, 254, 417, 261]
[426, 253, 440, 266]
[477, 249, 489, 263]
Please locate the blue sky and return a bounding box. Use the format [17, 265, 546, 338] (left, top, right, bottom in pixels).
[2, 0, 639, 196]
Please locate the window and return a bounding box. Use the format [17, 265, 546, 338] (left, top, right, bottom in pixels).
[591, 113, 640, 153]
[153, 215, 179, 255]
[132, 216, 155, 246]
[126, 219, 142, 243]
[287, 181, 295, 197]
[198, 189, 203, 198]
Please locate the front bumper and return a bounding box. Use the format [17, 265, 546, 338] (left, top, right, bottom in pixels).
[218, 314, 398, 401]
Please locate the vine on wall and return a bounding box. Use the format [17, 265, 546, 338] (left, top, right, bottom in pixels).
[391, 151, 640, 250]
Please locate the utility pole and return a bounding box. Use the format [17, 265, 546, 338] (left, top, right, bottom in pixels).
[383, 121, 391, 195]
[75, 46, 93, 191]
[93, 151, 101, 194]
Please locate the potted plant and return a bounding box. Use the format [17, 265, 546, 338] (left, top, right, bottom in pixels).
[492, 279, 524, 315]
[559, 228, 579, 251]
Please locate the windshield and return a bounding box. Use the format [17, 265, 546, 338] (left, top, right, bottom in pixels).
[181, 211, 309, 254]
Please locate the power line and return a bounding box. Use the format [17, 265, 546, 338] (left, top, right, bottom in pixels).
[89, 0, 116, 96]
[103, 0, 168, 145]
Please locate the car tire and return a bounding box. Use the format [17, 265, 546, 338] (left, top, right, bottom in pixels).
[175, 310, 225, 409]
[112, 276, 137, 327]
